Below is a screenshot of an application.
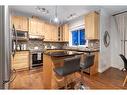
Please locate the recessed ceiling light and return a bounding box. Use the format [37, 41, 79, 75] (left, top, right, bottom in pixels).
[36, 6, 49, 14]
[67, 13, 76, 21]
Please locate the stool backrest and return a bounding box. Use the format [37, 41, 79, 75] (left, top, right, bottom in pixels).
[81, 54, 95, 69]
[119, 54, 127, 70]
[63, 56, 81, 76]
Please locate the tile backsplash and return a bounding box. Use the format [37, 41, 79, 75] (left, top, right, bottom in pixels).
[88, 40, 100, 49]
[27, 40, 44, 50]
[17, 39, 99, 50]
[43, 42, 68, 49]
[17, 40, 68, 50]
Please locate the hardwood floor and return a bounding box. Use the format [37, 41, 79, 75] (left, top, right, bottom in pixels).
[9, 67, 127, 89]
[10, 68, 44, 89]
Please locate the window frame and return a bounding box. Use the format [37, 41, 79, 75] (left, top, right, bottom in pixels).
[70, 27, 88, 47]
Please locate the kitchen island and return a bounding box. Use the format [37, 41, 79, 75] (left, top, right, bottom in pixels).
[43, 49, 99, 89]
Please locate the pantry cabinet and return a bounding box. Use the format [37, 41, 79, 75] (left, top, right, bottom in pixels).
[11, 51, 29, 70]
[85, 11, 99, 39]
[11, 16, 28, 31]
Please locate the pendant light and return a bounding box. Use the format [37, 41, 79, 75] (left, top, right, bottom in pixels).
[54, 6, 59, 23]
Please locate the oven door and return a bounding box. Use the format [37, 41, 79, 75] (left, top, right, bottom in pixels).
[32, 53, 43, 68]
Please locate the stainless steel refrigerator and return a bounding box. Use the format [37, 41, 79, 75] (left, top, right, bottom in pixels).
[0, 6, 11, 89]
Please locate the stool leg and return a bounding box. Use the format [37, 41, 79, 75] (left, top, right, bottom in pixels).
[123, 75, 127, 86]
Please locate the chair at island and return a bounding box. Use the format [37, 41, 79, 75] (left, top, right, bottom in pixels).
[53, 55, 81, 89]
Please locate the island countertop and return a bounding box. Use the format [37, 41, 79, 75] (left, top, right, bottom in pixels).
[44, 48, 99, 54]
[43, 50, 84, 57]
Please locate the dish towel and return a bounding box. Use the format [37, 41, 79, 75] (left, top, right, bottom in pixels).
[37, 53, 42, 60]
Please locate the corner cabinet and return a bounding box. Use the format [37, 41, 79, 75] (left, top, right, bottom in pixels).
[11, 16, 28, 31]
[85, 12, 100, 39]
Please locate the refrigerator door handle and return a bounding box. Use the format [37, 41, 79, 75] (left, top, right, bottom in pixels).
[12, 24, 17, 58]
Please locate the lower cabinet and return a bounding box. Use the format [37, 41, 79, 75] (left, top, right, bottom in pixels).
[11, 51, 29, 70]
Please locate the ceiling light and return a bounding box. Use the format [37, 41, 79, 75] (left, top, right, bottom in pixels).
[54, 17, 59, 23]
[36, 6, 49, 14]
[53, 6, 59, 24]
[67, 13, 76, 21]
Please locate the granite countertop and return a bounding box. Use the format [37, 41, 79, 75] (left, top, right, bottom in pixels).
[45, 48, 99, 53]
[44, 50, 83, 57]
[16, 50, 30, 52]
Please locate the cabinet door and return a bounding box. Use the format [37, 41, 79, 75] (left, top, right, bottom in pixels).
[85, 12, 99, 39]
[29, 19, 37, 36]
[44, 23, 52, 41]
[85, 13, 94, 39]
[51, 25, 58, 41]
[41, 21, 45, 36]
[11, 16, 28, 31]
[63, 24, 69, 41]
[11, 16, 20, 30]
[37, 20, 43, 36]
[22, 17, 28, 31]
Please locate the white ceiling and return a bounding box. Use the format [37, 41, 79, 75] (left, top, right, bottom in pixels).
[9, 6, 127, 25]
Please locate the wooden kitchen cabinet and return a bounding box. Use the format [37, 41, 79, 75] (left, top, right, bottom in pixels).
[11, 16, 28, 31]
[51, 25, 58, 41]
[37, 20, 43, 36]
[11, 51, 29, 70]
[29, 18, 58, 41]
[85, 11, 100, 39]
[44, 23, 58, 41]
[63, 24, 69, 41]
[44, 22, 52, 41]
[29, 18, 45, 37]
[29, 18, 37, 36]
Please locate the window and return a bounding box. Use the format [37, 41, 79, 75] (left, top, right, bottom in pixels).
[71, 28, 86, 46]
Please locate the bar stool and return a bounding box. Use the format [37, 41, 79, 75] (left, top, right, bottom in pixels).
[75, 54, 95, 89]
[53, 55, 81, 89]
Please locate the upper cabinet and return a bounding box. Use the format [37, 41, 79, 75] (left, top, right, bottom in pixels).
[85, 11, 100, 39]
[44, 22, 52, 41]
[29, 18, 45, 36]
[11, 16, 28, 31]
[62, 24, 69, 41]
[11, 16, 69, 42]
[51, 25, 58, 41]
[29, 18, 37, 36]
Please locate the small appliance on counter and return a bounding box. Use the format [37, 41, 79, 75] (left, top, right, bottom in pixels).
[20, 44, 27, 50]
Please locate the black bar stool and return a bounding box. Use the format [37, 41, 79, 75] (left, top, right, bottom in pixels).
[53, 55, 81, 89]
[75, 54, 95, 89]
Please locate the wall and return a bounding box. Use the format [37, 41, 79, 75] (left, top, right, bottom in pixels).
[110, 16, 124, 70]
[99, 9, 111, 73]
